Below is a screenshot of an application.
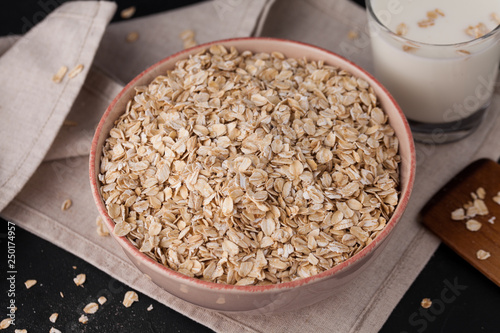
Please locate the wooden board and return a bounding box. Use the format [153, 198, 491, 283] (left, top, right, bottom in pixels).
[421, 158, 500, 287]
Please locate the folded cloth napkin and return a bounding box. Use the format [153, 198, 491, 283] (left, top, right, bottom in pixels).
[2, 0, 500, 333]
[0, 1, 117, 211]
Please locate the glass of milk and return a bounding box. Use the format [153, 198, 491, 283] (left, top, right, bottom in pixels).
[366, 0, 500, 143]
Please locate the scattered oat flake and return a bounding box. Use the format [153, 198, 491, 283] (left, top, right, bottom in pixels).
[147, 304, 153, 311]
[179, 29, 195, 40]
[52, 65, 68, 83]
[96, 216, 109, 237]
[476, 249, 491, 260]
[395, 23, 408, 36]
[73, 273, 86, 286]
[49, 313, 59, 323]
[465, 23, 490, 39]
[473, 199, 488, 215]
[451, 208, 465, 221]
[402, 45, 416, 52]
[72, 266, 77, 269]
[426, 10, 438, 20]
[476, 187, 486, 199]
[61, 199, 72, 211]
[418, 19, 434, 28]
[25, 279, 37, 289]
[183, 39, 197, 49]
[417, 9, 444, 30]
[466, 205, 478, 218]
[79, 315, 88, 324]
[98, 296, 107, 305]
[0, 318, 11, 329]
[421, 298, 432, 308]
[464, 200, 473, 209]
[493, 193, 500, 205]
[492, 12, 500, 24]
[488, 216, 496, 224]
[49, 328, 61, 333]
[456, 49, 471, 56]
[466, 219, 482, 232]
[347, 30, 359, 39]
[121, 6, 136, 19]
[179, 29, 197, 49]
[83, 302, 99, 314]
[126, 31, 139, 43]
[60, 292, 64, 298]
[123, 291, 139, 308]
[68, 64, 84, 79]
[15, 330, 28, 333]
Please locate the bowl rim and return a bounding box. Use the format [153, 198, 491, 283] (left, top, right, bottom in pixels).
[89, 36, 416, 293]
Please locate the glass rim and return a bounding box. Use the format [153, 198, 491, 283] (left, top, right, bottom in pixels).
[365, 0, 500, 48]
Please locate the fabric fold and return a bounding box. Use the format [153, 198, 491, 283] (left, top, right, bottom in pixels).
[0, 1, 116, 211]
[44, 67, 124, 162]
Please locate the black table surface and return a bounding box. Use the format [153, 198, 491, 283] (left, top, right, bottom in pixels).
[1, 1, 499, 332]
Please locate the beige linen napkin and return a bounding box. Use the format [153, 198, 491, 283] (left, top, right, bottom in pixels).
[0, 1, 117, 211]
[2, 0, 500, 333]
[94, 0, 270, 84]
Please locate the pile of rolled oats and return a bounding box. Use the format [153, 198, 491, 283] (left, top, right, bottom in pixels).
[99, 45, 400, 285]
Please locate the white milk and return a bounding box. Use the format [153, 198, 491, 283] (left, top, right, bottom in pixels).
[368, 0, 500, 123]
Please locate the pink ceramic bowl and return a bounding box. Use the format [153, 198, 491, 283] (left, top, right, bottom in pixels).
[90, 37, 416, 314]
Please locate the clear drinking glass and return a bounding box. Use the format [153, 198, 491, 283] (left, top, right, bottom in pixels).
[366, 0, 500, 143]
